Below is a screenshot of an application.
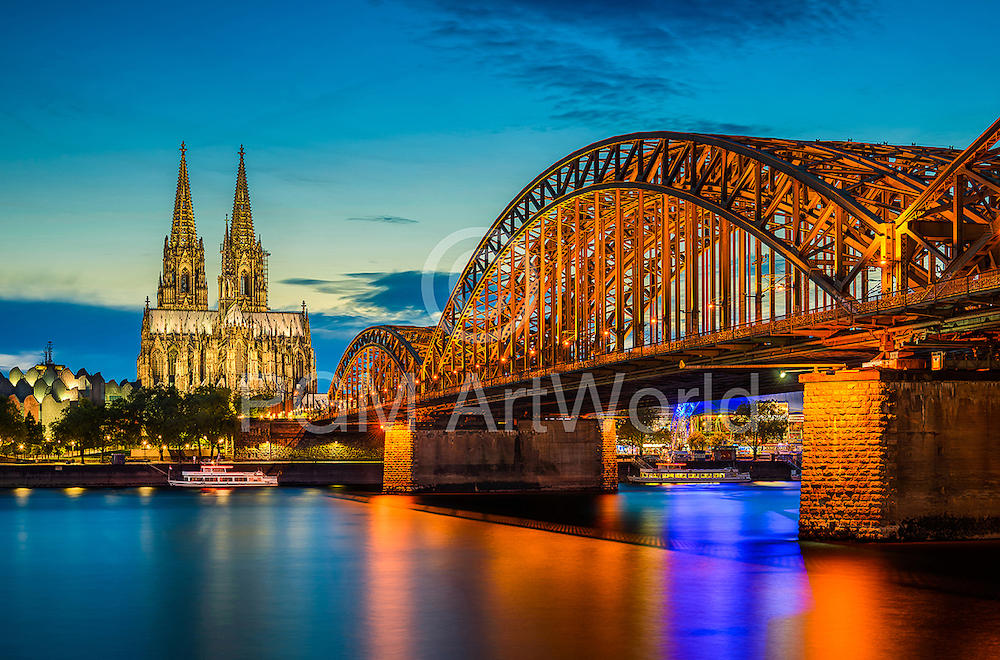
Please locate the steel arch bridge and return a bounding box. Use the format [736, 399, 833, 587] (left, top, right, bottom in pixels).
[331, 117, 1000, 411]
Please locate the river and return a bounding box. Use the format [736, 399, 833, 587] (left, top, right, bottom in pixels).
[1, 484, 998, 659]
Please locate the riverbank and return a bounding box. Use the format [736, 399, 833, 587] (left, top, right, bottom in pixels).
[4, 459, 794, 489]
[0, 461, 382, 488]
[617, 459, 796, 481]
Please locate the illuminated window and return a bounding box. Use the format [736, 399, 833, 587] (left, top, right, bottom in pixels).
[168, 349, 178, 385]
[151, 350, 163, 383]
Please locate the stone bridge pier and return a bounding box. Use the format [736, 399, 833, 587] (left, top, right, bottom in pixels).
[383, 418, 618, 493]
[800, 369, 1000, 540]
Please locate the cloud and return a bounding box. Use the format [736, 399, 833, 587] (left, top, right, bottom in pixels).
[0, 351, 43, 373]
[357, 270, 456, 315]
[0, 268, 146, 311]
[281, 278, 336, 287]
[308, 313, 379, 341]
[413, 0, 864, 131]
[281, 269, 457, 323]
[345, 215, 419, 225]
[281, 270, 459, 367]
[0, 298, 144, 381]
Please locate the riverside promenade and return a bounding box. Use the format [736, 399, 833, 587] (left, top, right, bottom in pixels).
[0, 461, 382, 488]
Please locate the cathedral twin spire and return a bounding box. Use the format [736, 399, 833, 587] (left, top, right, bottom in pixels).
[219, 144, 269, 312]
[157, 142, 208, 310]
[156, 143, 269, 313]
[170, 142, 197, 245]
[230, 145, 255, 246]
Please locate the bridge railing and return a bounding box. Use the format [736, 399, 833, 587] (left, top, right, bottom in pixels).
[848, 268, 1000, 316]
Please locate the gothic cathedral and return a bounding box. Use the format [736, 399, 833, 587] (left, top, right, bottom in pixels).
[137, 144, 317, 398]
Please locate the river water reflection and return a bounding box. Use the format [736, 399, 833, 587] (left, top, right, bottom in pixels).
[1, 484, 998, 659]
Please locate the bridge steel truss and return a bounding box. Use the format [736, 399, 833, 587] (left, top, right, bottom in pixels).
[333, 325, 431, 412]
[331, 118, 1000, 407]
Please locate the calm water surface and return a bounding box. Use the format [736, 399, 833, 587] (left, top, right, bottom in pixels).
[1, 484, 998, 660]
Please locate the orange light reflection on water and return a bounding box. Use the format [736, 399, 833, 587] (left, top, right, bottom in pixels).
[358, 495, 1000, 659]
[801, 546, 1000, 659]
[362, 495, 671, 658]
[365, 496, 418, 660]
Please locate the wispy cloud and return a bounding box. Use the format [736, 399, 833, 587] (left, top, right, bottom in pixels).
[346, 215, 419, 225]
[281, 269, 456, 326]
[0, 351, 43, 373]
[415, 0, 864, 131]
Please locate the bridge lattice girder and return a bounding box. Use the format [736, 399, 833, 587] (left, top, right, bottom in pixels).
[332, 325, 431, 410]
[332, 119, 1000, 405]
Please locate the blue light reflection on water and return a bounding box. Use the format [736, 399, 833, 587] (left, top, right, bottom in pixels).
[614, 484, 809, 658]
[1, 484, 998, 660]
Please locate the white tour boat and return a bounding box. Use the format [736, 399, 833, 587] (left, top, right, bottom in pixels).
[629, 465, 751, 485]
[167, 462, 278, 488]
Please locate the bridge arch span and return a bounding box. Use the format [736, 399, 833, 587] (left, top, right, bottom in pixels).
[329, 121, 1000, 400]
[331, 325, 431, 411]
[418, 132, 979, 387]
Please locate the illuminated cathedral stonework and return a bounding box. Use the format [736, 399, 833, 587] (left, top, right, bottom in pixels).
[137, 144, 316, 397]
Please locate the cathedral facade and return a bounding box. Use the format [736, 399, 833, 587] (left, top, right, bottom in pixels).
[137, 144, 316, 398]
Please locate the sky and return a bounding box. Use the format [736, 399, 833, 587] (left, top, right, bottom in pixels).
[2, 0, 1000, 381]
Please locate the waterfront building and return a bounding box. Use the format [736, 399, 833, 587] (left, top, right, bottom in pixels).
[136, 145, 316, 397]
[1, 348, 136, 431]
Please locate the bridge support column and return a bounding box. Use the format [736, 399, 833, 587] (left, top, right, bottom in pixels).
[383, 423, 416, 493]
[381, 418, 616, 493]
[800, 369, 1000, 540]
[600, 417, 618, 491]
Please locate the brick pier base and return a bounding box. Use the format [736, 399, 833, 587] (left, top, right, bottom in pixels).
[383, 424, 416, 493]
[382, 418, 617, 494]
[800, 369, 1000, 540]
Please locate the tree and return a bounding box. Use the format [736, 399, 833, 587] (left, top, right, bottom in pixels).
[618, 406, 672, 456]
[22, 416, 46, 457]
[51, 399, 106, 463]
[181, 386, 236, 458]
[0, 400, 26, 454]
[198, 386, 237, 458]
[103, 395, 144, 454]
[687, 431, 709, 451]
[730, 400, 789, 459]
[143, 387, 185, 458]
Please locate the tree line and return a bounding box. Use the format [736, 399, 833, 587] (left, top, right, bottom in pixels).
[0, 386, 239, 462]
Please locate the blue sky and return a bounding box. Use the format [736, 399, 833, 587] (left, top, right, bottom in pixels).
[2, 0, 999, 380]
